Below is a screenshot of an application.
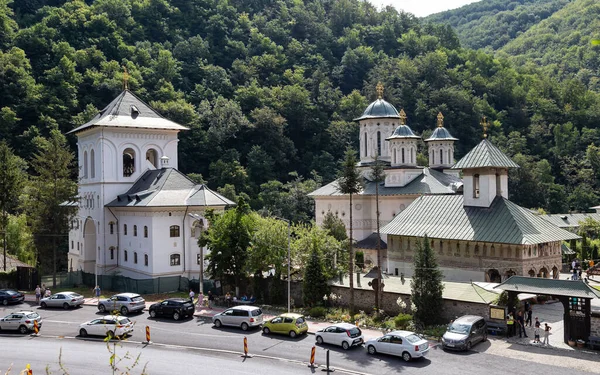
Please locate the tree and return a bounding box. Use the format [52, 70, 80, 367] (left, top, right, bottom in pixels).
[0, 141, 28, 270]
[369, 155, 385, 312]
[200, 197, 256, 292]
[322, 211, 347, 242]
[303, 245, 328, 307]
[292, 223, 344, 280]
[25, 124, 77, 286]
[337, 145, 362, 315]
[411, 235, 445, 326]
[246, 216, 288, 278]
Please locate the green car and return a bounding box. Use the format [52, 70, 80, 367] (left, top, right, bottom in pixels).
[262, 313, 308, 338]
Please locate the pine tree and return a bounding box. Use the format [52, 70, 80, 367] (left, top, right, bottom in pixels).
[303, 245, 328, 307]
[411, 235, 445, 326]
[337, 145, 362, 315]
[369, 155, 385, 312]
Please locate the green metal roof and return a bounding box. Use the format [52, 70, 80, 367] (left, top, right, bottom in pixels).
[381, 195, 581, 245]
[308, 168, 462, 197]
[425, 127, 458, 142]
[386, 125, 420, 140]
[561, 243, 575, 255]
[354, 99, 400, 121]
[452, 139, 519, 169]
[494, 276, 600, 299]
[539, 213, 600, 229]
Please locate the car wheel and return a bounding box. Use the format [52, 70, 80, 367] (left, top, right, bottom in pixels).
[402, 352, 412, 362]
[367, 345, 377, 355]
[98, 304, 106, 313]
[107, 330, 115, 339]
[342, 341, 350, 350]
[173, 312, 180, 321]
[289, 330, 297, 338]
[63, 303, 70, 310]
[40, 302, 47, 309]
[263, 327, 270, 334]
[79, 328, 88, 337]
[150, 310, 157, 318]
[316, 335, 324, 345]
[19, 325, 29, 334]
[3, 299, 8, 306]
[466, 341, 472, 351]
[120, 306, 129, 316]
[241, 322, 249, 331]
[214, 319, 222, 328]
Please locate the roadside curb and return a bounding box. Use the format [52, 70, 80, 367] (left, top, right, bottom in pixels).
[504, 337, 600, 356]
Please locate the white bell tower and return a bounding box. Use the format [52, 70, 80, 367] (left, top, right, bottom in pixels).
[425, 112, 457, 170]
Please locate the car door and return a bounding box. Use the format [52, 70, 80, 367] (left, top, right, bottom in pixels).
[0, 291, 6, 304]
[269, 317, 283, 332]
[375, 335, 392, 354]
[53, 294, 66, 307]
[282, 317, 294, 333]
[335, 327, 348, 346]
[389, 335, 405, 356]
[475, 320, 485, 343]
[320, 326, 336, 343]
[219, 309, 234, 325]
[157, 301, 169, 316]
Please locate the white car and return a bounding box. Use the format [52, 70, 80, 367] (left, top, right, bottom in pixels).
[40, 292, 84, 309]
[365, 330, 430, 361]
[0, 311, 42, 334]
[79, 315, 134, 338]
[315, 322, 364, 350]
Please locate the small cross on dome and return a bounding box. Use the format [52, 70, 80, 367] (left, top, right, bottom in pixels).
[399, 109, 407, 125]
[376, 82, 384, 99]
[480, 116, 490, 138]
[437, 112, 444, 128]
[123, 66, 129, 90]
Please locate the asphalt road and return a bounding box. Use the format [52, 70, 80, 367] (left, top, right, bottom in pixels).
[0, 303, 592, 375]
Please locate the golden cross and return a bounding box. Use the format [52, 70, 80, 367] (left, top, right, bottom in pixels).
[376, 82, 384, 99]
[123, 66, 129, 90]
[437, 112, 444, 128]
[481, 116, 489, 138]
[399, 109, 407, 125]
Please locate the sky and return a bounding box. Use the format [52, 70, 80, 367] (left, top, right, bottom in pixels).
[369, 0, 481, 17]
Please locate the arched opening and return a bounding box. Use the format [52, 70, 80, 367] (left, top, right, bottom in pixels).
[528, 269, 535, 277]
[83, 151, 88, 179]
[192, 219, 205, 238]
[505, 269, 516, 280]
[90, 149, 95, 178]
[377, 131, 381, 156]
[496, 173, 501, 196]
[146, 148, 159, 169]
[447, 149, 451, 165]
[439, 149, 443, 165]
[393, 149, 397, 164]
[429, 150, 433, 166]
[401, 148, 405, 164]
[473, 174, 480, 198]
[83, 218, 96, 273]
[552, 266, 560, 279]
[538, 267, 548, 278]
[410, 147, 414, 164]
[487, 269, 501, 283]
[123, 148, 135, 177]
[363, 133, 368, 157]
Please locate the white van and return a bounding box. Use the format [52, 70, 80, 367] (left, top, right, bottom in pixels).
[212, 305, 263, 331]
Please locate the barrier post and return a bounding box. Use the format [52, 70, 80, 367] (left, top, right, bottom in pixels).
[30, 320, 39, 337]
[241, 336, 252, 358]
[307, 346, 316, 368]
[145, 326, 152, 344]
[320, 349, 334, 373]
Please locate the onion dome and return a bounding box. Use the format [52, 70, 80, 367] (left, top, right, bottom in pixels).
[425, 112, 458, 142]
[354, 82, 400, 121]
[386, 109, 420, 140]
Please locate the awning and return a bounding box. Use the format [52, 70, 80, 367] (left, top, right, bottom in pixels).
[561, 243, 575, 255]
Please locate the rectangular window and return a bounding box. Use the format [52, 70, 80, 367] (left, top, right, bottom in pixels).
[124, 250, 128, 262]
[71, 241, 74, 250]
[134, 252, 138, 264]
[109, 222, 114, 235]
[133, 225, 137, 237]
[144, 254, 148, 266]
[473, 174, 480, 198]
[77, 242, 79, 251]
[170, 254, 181, 266]
[144, 226, 148, 238]
[124, 224, 128, 235]
[170, 225, 180, 237]
[110, 248, 114, 260]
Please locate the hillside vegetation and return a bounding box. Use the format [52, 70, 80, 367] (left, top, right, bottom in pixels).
[1, 0, 600, 220]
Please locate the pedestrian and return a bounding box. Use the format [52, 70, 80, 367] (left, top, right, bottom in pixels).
[578, 267, 583, 280]
[533, 325, 540, 344]
[35, 285, 41, 305]
[526, 307, 533, 327]
[198, 291, 204, 309]
[517, 310, 528, 338]
[93, 285, 101, 301]
[41, 284, 47, 298]
[506, 313, 514, 338]
[400, 273, 405, 285]
[44, 288, 51, 298]
[542, 323, 551, 346]
[189, 289, 195, 305]
[208, 291, 214, 309]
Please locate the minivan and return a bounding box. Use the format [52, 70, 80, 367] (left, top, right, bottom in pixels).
[441, 315, 487, 351]
[212, 305, 263, 331]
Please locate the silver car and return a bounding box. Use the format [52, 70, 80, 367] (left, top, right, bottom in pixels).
[40, 292, 84, 309]
[212, 305, 264, 331]
[0, 311, 43, 334]
[98, 293, 146, 315]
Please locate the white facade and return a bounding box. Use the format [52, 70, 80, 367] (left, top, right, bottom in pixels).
[359, 119, 396, 163]
[462, 168, 509, 208]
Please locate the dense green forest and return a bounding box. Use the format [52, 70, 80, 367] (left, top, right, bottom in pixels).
[425, 0, 569, 51]
[1, 0, 600, 228]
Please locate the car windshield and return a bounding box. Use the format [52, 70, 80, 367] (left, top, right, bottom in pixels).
[131, 296, 144, 302]
[5, 290, 17, 295]
[448, 323, 470, 334]
[117, 317, 131, 324]
[26, 313, 40, 319]
[251, 309, 262, 316]
[405, 334, 421, 343]
[69, 293, 82, 298]
[296, 317, 305, 324]
[348, 327, 361, 337]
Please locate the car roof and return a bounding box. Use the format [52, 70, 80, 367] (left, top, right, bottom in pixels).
[330, 323, 358, 329]
[13, 311, 37, 315]
[388, 330, 416, 336]
[163, 298, 186, 303]
[57, 291, 78, 294]
[454, 315, 484, 324]
[279, 313, 304, 319]
[230, 305, 260, 310]
[0, 289, 19, 293]
[114, 293, 141, 298]
[100, 315, 129, 320]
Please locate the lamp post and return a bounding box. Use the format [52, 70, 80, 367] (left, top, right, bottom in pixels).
[272, 216, 291, 313]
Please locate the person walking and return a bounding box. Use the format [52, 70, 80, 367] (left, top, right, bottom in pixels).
[525, 306, 533, 327]
[542, 323, 551, 346]
[198, 291, 205, 309]
[41, 284, 47, 299]
[35, 285, 41, 305]
[517, 310, 528, 338]
[189, 289, 195, 305]
[207, 291, 214, 309]
[93, 285, 101, 301]
[506, 313, 514, 338]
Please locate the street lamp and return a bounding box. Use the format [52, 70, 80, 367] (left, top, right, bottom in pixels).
[272, 216, 291, 313]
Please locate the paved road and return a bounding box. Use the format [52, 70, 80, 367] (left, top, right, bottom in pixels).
[0, 303, 597, 374]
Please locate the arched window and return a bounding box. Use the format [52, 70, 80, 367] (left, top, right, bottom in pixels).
[364, 133, 368, 157]
[124, 224, 128, 236]
[410, 148, 414, 164]
[377, 131, 381, 156]
[109, 222, 114, 235]
[90, 149, 95, 178]
[401, 148, 405, 164]
[83, 151, 88, 178]
[170, 225, 180, 237]
[134, 252, 138, 264]
[123, 148, 135, 177]
[496, 173, 501, 196]
[393, 149, 397, 164]
[448, 149, 451, 165]
[170, 254, 181, 266]
[133, 225, 137, 237]
[429, 150, 433, 165]
[144, 226, 148, 238]
[473, 174, 480, 198]
[439, 149, 443, 165]
[146, 149, 159, 168]
[124, 250, 128, 262]
[109, 247, 114, 260]
[144, 254, 149, 266]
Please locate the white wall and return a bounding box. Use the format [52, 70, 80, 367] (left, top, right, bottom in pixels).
[386, 260, 486, 282]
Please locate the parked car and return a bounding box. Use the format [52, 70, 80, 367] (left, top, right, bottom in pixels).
[79, 315, 134, 338]
[40, 292, 84, 309]
[365, 330, 430, 361]
[0, 311, 42, 334]
[262, 313, 308, 338]
[315, 322, 364, 350]
[97, 293, 145, 315]
[212, 305, 263, 331]
[149, 298, 194, 320]
[441, 315, 487, 351]
[0, 289, 25, 306]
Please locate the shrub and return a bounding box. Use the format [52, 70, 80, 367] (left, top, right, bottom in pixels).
[394, 313, 413, 329]
[423, 324, 447, 339]
[308, 306, 326, 318]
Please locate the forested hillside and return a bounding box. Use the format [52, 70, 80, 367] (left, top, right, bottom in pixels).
[425, 0, 568, 51]
[1, 0, 600, 220]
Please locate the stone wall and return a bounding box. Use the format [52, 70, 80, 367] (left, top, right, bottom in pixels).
[591, 313, 600, 337]
[330, 285, 490, 321]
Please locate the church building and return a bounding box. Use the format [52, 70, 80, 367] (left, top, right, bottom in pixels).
[66, 88, 233, 279]
[310, 84, 579, 282]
